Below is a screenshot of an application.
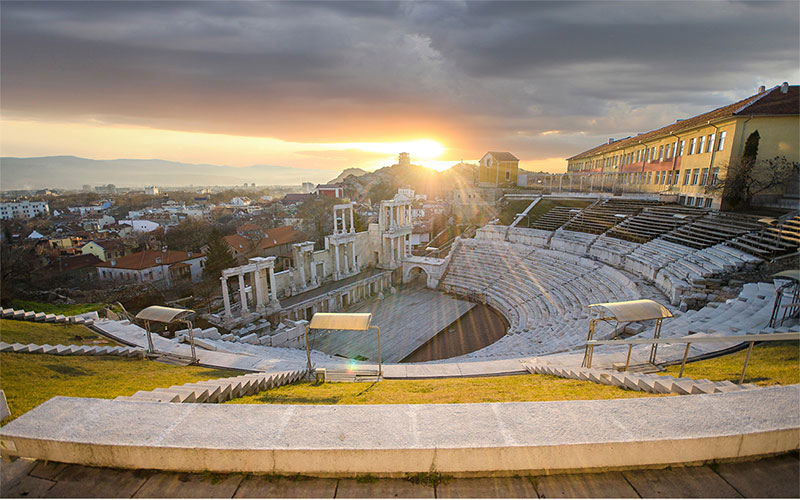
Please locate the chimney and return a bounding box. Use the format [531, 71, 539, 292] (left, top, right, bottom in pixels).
[608, 138, 614, 144]
[758, 85, 766, 93]
[781, 82, 789, 93]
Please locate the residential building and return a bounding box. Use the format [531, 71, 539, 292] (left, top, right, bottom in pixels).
[120, 219, 161, 233]
[478, 152, 519, 187]
[144, 186, 159, 195]
[0, 200, 50, 220]
[315, 184, 344, 198]
[96, 249, 205, 286]
[42, 254, 101, 284]
[565, 83, 799, 209]
[80, 239, 127, 262]
[223, 225, 307, 265]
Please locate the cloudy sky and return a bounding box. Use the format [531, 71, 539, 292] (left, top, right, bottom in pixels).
[1, 1, 798, 176]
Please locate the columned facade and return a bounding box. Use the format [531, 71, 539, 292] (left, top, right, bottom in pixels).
[219, 256, 280, 326]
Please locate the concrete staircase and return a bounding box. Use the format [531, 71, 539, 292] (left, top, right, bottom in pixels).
[0, 341, 144, 358]
[0, 307, 97, 326]
[114, 369, 306, 403]
[523, 363, 759, 395]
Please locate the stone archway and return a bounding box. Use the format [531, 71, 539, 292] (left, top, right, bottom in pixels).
[405, 265, 429, 286]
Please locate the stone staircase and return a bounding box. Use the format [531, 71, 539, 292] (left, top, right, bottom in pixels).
[523, 363, 759, 395]
[0, 341, 144, 358]
[0, 307, 96, 326]
[114, 369, 306, 403]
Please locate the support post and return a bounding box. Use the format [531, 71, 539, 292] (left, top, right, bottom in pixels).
[268, 263, 278, 303]
[349, 204, 355, 233]
[351, 241, 357, 271]
[679, 343, 691, 378]
[624, 344, 632, 371]
[254, 269, 264, 312]
[740, 341, 755, 384]
[334, 243, 341, 277]
[304, 325, 312, 374]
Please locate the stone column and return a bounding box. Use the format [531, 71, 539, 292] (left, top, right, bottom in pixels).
[351, 241, 357, 271]
[268, 262, 278, 303]
[332, 206, 339, 234]
[310, 253, 317, 283]
[343, 244, 350, 275]
[334, 243, 341, 277]
[253, 269, 264, 312]
[221, 277, 232, 317]
[298, 254, 305, 287]
[349, 204, 355, 233]
[238, 273, 249, 315]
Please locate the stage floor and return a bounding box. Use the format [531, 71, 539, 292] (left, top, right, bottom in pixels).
[307, 284, 475, 363]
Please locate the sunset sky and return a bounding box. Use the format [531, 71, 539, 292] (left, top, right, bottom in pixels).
[1, 1, 798, 178]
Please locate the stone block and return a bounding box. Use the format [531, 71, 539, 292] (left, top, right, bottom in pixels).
[240, 333, 259, 344]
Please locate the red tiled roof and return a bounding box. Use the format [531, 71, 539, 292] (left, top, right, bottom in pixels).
[237, 223, 261, 232]
[568, 85, 799, 161]
[96, 250, 199, 270]
[48, 254, 102, 274]
[224, 225, 307, 253]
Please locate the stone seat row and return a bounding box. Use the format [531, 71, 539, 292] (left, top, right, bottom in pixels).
[524, 363, 759, 395]
[114, 369, 305, 404]
[0, 341, 144, 357]
[0, 308, 95, 326]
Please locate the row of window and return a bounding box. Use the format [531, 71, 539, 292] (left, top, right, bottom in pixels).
[617, 167, 720, 187]
[679, 196, 715, 208]
[571, 131, 727, 171]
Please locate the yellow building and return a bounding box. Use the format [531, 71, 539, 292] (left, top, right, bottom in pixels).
[478, 151, 519, 187]
[566, 83, 799, 209]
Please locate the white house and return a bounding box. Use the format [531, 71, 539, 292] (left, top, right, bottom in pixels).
[95, 249, 205, 286]
[119, 219, 161, 233]
[0, 201, 50, 220]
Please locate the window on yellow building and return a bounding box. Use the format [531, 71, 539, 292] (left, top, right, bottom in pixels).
[700, 168, 709, 185]
[647, 172, 652, 183]
[706, 134, 715, 153]
[691, 169, 700, 185]
[698, 136, 705, 154]
[655, 171, 661, 184]
[705, 198, 713, 208]
[688, 138, 695, 155]
[687, 196, 695, 206]
[679, 140, 685, 156]
[659, 145, 664, 160]
[711, 167, 720, 185]
[683, 170, 691, 185]
[717, 131, 727, 151]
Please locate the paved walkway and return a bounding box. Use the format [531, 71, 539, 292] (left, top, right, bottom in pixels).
[2, 454, 797, 498]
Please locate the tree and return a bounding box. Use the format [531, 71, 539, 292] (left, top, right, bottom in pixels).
[709, 155, 799, 211]
[202, 229, 237, 283]
[165, 219, 213, 252]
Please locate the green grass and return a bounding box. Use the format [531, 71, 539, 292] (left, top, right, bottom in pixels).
[499, 199, 592, 226]
[9, 300, 104, 317]
[0, 319, 119, 346]
[661, 341, 799, 386]
[0, 353, 240, 424]
[225, 373, 665, 406]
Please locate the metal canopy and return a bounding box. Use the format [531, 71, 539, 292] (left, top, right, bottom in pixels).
[308, 313, 372, 331]
[773, 270, 800, 282]
[135, 305, 195, 324]
[588, 299, 673, 322]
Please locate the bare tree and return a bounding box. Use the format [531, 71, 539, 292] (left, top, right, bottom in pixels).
[706, 156, 799, 211]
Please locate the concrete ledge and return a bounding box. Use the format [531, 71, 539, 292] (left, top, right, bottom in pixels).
[1, 386, 798, 476]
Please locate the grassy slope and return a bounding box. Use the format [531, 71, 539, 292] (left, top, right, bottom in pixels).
[499, 199, 591, 226]
[1, 354, 240, 424]
[0, 319, 119, 346]
[661, 341, 799, 386]
[227, 343, 799, 406]
[9, 300, 104, 316]
[226, 374, 664, 406]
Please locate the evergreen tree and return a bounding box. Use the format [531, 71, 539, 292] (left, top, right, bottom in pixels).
[202, 228, 237, 283]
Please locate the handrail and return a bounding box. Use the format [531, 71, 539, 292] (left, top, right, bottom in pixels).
[586, 332, 799, 346]
[584, 332, 799, 383]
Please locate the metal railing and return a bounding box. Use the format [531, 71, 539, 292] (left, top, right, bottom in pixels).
[585, 332, 799, 383]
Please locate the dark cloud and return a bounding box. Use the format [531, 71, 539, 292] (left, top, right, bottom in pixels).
[1, 1, 798, 163]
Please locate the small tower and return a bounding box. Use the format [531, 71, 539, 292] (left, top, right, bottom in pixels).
[398, 152, 411, 167]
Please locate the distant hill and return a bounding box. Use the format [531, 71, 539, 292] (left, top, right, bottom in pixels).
[337, 162, 476, 202]
[0, 156, 334, 190]
[327, 167, 369, 184]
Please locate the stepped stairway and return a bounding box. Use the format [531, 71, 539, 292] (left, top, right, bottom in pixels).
[0, 341, 143, 357]
[114, 369, 306, 403]
[523, 363, 759, 395]
[0, 307, 96, 326]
